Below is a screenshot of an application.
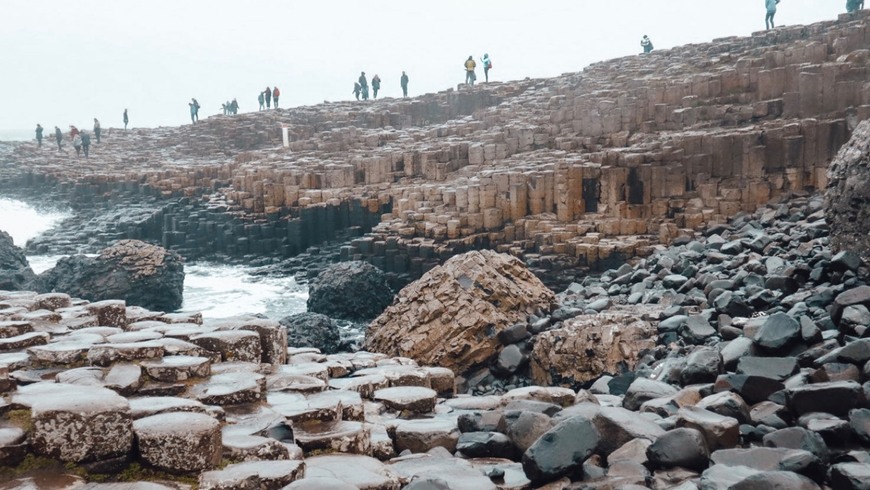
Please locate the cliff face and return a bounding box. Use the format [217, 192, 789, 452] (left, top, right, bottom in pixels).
[826, 119, 870, 270]
[4, 12, 870, 279]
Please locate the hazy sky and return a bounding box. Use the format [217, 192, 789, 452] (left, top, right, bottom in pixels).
[0, 0, 847, 132]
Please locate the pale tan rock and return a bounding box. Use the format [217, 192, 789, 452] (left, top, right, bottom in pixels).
[366, 250, 554, 374]
[530, 312, 656, 386]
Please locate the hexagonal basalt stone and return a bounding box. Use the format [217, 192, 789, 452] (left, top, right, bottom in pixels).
[373, 386, 438, 414]
[190, 331, 262, 363]
[198, 460, 305, 489]
[141, 355, 211, 382]
[133, 412, 222, 473]
[30, 385, 133, 463]
[294, 420, 371, 456]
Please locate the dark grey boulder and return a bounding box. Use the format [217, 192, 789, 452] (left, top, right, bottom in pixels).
[521, 415, 600, 484]
[753, 313, 800, 352]
[787, 380, 863, 416]
[736, 357, 798, 381]
[762, 427, 829, 463]
[849, 408, 870, 444]
[28, 240, 184, 311]
[456, 431, 515, 459]
[830, 462, 870, 490]
[307, 261, 393, 321]
[0, 230, 35, 290]
[646, 427, 710, 471]
[278, 312, 340, 354]
[730, 471, 820, 490]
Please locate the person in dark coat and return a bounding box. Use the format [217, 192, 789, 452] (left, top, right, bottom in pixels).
[123, 109, 129, 130]
[353, 82, 361, 100]
[372, 75, 381, 99]
[80, 131, 91, 158]
[358, 72, 368, 100]
[231, 98, 239, 114]
[54, 126, 62, 150]
[265, 87, 272, 108]
[189, 98, 200, 123]
[35, 124, 43, 147]
[401, 71, 409, 98]
[93, 118, 101, 143]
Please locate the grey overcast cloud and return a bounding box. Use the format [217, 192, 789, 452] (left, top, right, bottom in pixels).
[0, 0, 846, 134]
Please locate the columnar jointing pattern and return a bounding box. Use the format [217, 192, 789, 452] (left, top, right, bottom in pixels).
[3, 12, 870, 281]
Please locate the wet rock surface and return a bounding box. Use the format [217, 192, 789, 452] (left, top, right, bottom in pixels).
[0, 231, 35, 291]
[827, 119, 870, 272]
[278, 312, 341, 354]
[27, 240, 184, 312]
[306, 261, 394, 321]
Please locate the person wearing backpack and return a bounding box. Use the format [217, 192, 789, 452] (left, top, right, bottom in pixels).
[481, 54, 492, 82]
[273, 86, 281, 108]
[189, 98, 200, 123]
[464, 56, 477, 86]
[641, 35, 653, 53]
[766, 0, 780, 30]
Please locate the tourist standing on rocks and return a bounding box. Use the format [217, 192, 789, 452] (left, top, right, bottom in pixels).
[258, 91, 265, 111]
[123, 109, 129, 130]
[265, 87, 272, 108]
[230, 98, 239, 114]
[353, 82, 361, 100]
[273, 86, 280, 108]
[481, 53, 492, 82]
[35, 124, 43, 147]
[372, 75, 381, 99]
[847, 0, 865, 12]
[93, 118, 101, 143]
[359, 72, 369, 101]
[641, 35, 654, 53]
[189, 98, 200, 123]
[80, 131, 91, 158]
[73, 132, 82, 157]
[766, 0, 780, 30]
[464, 56, 477, 85]
[54, 126, 62, 150]
[69, 125, 79, 141]
[401, 71, 409, 97]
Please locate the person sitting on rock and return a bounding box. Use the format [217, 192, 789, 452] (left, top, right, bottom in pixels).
[353, 82, 362, 100]
[766, 0, 780, 30]
[93, 118, 101, 143]
[54, 126, 62, 150]
[35, 124, 43, 148]
[273, 86, 280, 108]
[464, 56, 477, 85]
[372, 75, 381, 99]
[258, 91, 265, 111]
[80, 131, 91, 158]
[641, 35, 653, 53]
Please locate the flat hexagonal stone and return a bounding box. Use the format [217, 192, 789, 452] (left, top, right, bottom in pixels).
[0, 321, 33, 339]
[128, 396, 210, 419]
[85, 300, 127, 328]
[266, 373, 326, 394]
[199, 460, 304, 489]
[29, 342, 91, 365]
[106, 331, 164, 344]
[294, 420, 371, 455]
[355, 365, 431, 388]
[394, 418, 460, 454]
[141, 355, 211, 382]
[30, 385, 133, 463]
[278, 363, 329, 382]
[0, 332, 49, 351]
[373, 387, 438, 414]
[222, 434, 291, 462]
[388, 454, 498, 489]
[501, 386, 576, 407]
[190, 372, 266, 405]
[87, 341, 164, 367]
[0, 352, 30, 370]
[303, 454, 402, 489]
[0, 426, 27, 466]
[190, 331, 262, 363]
[271, 392, 341, 424]
[424, 367, 456, 397]
[328, 374, 389, 398]
[283, 478, 357, 489]
[444, 395, 504, 411]
[133, 412, 222, 473]
[33, 293, 72, 311]
[104, 363, 144, 396]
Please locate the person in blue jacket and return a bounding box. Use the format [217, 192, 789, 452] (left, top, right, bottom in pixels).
[766, 0, 780, 30]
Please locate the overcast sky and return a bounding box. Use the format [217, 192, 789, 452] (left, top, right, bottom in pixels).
[0, 0, 847, 133]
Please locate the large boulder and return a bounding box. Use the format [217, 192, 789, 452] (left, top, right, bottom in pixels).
[28, 240, 184, 311]
[826, 119, 870, 269]
[307, 261, 393, 321]
[530, 311, 656, 387]
[0, 230, 35, 290]
[279, 312, 341, 354]
[365, 250, 555, 374]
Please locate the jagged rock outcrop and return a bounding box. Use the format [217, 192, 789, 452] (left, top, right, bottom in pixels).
[827, 119, 870, 272]
[307, 261, 393, 321]
[279, 312, 341, 354]
[0, 230, 35, 291]
[365, 250, 555, 374]
[530, 311, 657, 388]
[28, 239, 184, 311]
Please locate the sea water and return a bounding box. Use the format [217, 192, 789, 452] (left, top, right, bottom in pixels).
[0, 197, 308, 320]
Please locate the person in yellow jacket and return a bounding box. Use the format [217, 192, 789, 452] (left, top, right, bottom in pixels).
[464, 56, 477, 86]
